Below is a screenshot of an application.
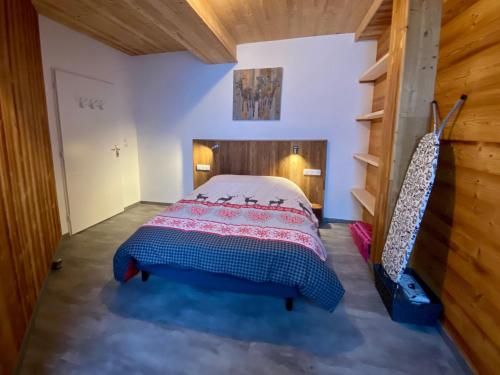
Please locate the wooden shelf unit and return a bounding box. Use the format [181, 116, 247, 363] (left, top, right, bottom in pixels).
[354, 55, 387, 222]
[353, 153, 380, 167]
[351, 189, 376, 216]
[359, 53, 389, 82]
[356, 109, 384, 121]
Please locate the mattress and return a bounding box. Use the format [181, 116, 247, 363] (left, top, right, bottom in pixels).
[113, 175, 344, 311]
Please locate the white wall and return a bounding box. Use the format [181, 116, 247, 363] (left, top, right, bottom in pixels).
[132, 35, 376, 220]
[39, 20, 376, 223]
[39, 16, 141, 234]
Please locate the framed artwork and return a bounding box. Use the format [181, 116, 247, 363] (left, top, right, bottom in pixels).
[233, 67, 283, 120]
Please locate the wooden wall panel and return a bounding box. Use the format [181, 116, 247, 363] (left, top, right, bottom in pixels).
[0, 0, 61, 373]
[411, 0, 500, 372]
[193, 140, 327, 206]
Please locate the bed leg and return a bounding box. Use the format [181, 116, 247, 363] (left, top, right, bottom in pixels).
[141, 270, 150, 282]
[285, 298, 294, 311]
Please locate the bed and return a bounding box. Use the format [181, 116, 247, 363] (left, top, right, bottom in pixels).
[113, 175, 344, 311]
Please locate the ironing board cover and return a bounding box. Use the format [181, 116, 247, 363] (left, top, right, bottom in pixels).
[382, 132, 440, 282]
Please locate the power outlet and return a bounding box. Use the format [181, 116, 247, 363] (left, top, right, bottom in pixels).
[196, 164, 211, 171]
[303, 169, 321, 176]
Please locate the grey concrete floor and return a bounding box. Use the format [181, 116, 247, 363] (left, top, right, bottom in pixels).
[19, 204, 464, 375]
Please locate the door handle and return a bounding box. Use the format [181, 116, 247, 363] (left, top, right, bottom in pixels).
[111, 145, 121, 157]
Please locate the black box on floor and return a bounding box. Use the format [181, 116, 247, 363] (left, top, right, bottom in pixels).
[373, 264, 442, 326]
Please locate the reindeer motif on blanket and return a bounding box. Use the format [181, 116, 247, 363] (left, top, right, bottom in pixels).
[195, 193, 209, 202]
[298, 201, 312, 217]
[215, 195, 237, 204]
[244, 196, 258, 205]
[269, 198, 286, 207]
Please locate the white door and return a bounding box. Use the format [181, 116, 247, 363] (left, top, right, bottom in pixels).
[55, 70, 123, 234]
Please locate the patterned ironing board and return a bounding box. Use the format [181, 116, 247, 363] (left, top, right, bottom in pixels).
[381, 132, 440, 283]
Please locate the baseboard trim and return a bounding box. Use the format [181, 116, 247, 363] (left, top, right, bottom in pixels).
[323, 217, 356, 224]
[124, 201, 142, 210]
[436, 322, 474, 374]
[139, 201, 172, 206]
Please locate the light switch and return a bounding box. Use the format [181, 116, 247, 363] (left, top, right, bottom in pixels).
[196, 164, 211, 171]
[303, 169, 321, 176]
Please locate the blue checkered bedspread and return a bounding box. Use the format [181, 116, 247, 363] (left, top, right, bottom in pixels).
[113, 226, 345, 312]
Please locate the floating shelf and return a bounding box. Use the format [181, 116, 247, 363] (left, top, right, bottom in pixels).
[356, 109, 384, 121]
[353, 153, 380, 167]
[351, 188, 376, 216]
[359, 53, 389, 82]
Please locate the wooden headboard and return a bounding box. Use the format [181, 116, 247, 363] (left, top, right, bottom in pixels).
[193, 140, 327, 205]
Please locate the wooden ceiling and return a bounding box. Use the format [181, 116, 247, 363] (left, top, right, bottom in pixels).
[32, 0, 237, 63]
[355, 0, 393, 41]
[32, 0, 375, 63]
[211, 0, 373, 44]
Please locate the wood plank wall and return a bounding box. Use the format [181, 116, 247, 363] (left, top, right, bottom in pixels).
[362, 26, 390, 225]
[193, 140, 327, 206]
[411, 0, 500, 372]
[0, 0, 61, 373]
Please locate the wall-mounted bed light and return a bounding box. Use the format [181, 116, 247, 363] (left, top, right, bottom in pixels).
[211, 143, 220, 152]
[292, 144, 299, 154]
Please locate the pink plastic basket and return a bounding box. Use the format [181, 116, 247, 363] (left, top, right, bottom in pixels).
[348, 221, 372, 262]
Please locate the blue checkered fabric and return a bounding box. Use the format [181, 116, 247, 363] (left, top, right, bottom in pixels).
[113, 226, 345, 312]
